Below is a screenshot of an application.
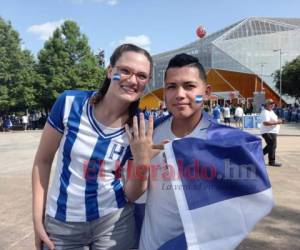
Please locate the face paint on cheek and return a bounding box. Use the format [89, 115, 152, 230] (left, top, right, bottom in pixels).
[112, 73, 121, 81]
[195, 95, 203, 104]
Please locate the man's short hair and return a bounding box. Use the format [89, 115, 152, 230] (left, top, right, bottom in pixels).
[164, 53, 207, 83]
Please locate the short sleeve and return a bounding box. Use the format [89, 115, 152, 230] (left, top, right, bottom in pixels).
[47, 91, 67, 133]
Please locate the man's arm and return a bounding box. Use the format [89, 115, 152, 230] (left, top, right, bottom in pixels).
[263, 119, 283, 126]
[261, 110, 283, 126]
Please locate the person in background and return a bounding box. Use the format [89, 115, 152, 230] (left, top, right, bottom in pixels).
[22, 113, 29, 130]
[248, 102, 253, 115]
[0, 116, 3, 131]
[3, 115, 13, 132]
[260, 98, 283, 167]
[162, 107, 169, 116]
[212, 104, 221, 123]
[234, 104, 244, 128]
[223, 103, 231, 126]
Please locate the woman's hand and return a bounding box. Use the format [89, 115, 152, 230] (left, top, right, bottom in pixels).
[123, 113, 168, 202]
[33, 221, 55, 250]
[125, 113, 168, 163]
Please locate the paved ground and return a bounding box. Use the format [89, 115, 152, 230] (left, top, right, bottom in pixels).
[0, 124, 300, 250]
[244, 122, 300, 137]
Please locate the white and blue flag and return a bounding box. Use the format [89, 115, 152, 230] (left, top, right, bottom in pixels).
[195, 95, 203, 104]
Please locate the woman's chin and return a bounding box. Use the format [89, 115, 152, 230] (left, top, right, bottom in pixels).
[118, 93, 140, 103]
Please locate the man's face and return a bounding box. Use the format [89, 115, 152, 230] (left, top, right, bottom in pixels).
[266, 103, 274, 110]
[164, 66, 210, 119]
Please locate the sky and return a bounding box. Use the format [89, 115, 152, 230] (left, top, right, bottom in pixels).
[1, 0, 300, 62]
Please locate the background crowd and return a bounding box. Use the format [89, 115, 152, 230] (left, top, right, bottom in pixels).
[1, 102, 300, 132]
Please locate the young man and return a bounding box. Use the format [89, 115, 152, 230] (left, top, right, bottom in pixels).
[140, 53, 212, 250]
[127, 54, 273, 250]
[260, 98, 283, 167]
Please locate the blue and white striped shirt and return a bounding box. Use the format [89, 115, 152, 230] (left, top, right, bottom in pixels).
[46, 90, 130, 222]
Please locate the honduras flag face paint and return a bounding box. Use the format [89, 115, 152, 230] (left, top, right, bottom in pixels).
[112, 73, 121, 81]
[195, 95, 203, 104]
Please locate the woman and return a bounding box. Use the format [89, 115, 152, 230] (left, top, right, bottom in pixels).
[32, 43, 152, 250]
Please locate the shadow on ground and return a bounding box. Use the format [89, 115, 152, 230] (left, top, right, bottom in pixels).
[237, 204, 300, 250]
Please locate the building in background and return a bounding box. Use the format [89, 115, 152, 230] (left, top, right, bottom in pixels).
[141, 17, 300, 111]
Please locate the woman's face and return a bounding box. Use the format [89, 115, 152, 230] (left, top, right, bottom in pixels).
[107, 51, 151, 103]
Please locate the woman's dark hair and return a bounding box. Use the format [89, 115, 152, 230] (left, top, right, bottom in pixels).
[91, 43, 153, 126]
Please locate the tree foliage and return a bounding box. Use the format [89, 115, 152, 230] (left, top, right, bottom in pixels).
[36, 20, 105, 111]
[0, 18, 105, 113]
[273, 56, 300, 101]
[0, 17, 38, 112]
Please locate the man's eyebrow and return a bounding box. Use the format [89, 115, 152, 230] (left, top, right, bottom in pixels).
[165, 81, 197, 85]
[183, 81, 197, 84]
[165, 82, 176, 85]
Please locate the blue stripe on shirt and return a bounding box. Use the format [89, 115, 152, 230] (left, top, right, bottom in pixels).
[111, 178, 127, 208]
[85, 137, 111, 221]
[55, 94, 87, 221]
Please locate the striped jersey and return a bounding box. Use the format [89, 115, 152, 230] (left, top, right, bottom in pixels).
[46, 90, 131, 222]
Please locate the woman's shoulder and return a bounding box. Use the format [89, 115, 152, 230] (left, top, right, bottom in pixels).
[62, 90, 95, 98]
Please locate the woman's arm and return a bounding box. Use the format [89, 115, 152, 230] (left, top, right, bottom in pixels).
[32, 123, 63, 250]
[124, 114, 166, 202]
[124, 113, 152, 202]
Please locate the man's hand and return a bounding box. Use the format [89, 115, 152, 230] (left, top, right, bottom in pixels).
[277, 118, 284, 124]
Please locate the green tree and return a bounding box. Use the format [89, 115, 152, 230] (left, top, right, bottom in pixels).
[273, 56, 300, 102]
[0, 17, 38, 112]
[36, 20, 105, 111]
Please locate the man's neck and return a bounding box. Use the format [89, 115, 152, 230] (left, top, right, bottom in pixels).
[171, 112, 202, 138]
